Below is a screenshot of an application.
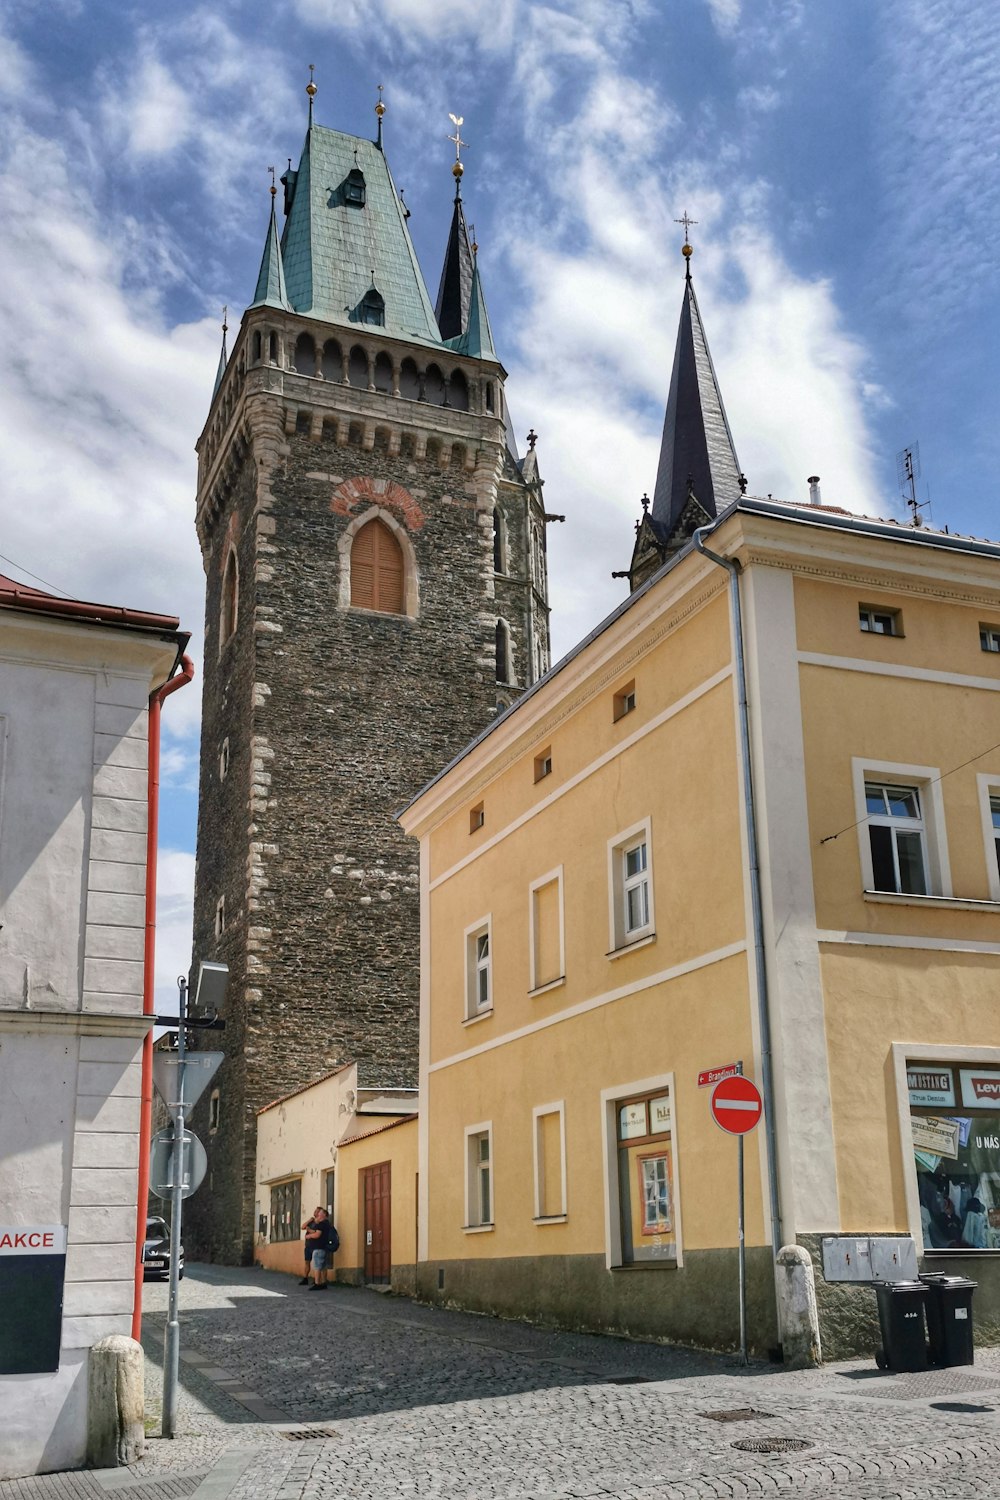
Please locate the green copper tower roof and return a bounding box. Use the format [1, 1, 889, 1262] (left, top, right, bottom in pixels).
[279, 123, 442, 343]
[250, 193, 290, 312]
[445, 256, 496, 361]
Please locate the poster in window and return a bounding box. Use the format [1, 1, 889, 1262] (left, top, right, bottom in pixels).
[637, 1152, 672, 1235]
[911, 1116, 960, 1161]
[907, 1069, 955, 1108]
[960, 1069, 1000, 1109]
[619, 1102, 647, 1140]
[648, 1094, 672, 1134]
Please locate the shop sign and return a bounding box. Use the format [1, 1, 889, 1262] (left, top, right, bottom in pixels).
[960, 1068, 1000, 1108]
[907, 1068, 954, 1108]
[619, 1102, 647, 1140]
[648, 1094, 672, 1133]
[910, 1116, 960, 1160]
[0, 1225, 67, 1255]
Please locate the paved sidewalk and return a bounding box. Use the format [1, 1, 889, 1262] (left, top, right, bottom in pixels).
[7, 1265, 1000, 1499]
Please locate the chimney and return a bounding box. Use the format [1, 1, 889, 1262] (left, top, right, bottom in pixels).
[807, 475, 821, 507]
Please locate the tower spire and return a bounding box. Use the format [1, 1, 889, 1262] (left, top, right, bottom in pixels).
[306, 64, 316, 128]
[435, 112, 474, 340]
[249, 172, 290, 311]
[212, 306, 229, 398]
[649, 230, 741, 539]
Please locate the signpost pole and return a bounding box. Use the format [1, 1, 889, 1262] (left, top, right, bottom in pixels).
[737, 1133, 747, 1366]
[162, 976, 188, 1439]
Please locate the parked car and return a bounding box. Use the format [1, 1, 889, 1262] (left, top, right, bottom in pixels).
[142, 1215, 184, 1281]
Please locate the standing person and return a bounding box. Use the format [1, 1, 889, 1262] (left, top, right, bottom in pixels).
[307, 1206, 335, 1290]
[300, 1206, 323, 1286]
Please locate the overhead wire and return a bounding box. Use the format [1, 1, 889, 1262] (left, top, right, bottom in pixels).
[819, 738, 1000, 845]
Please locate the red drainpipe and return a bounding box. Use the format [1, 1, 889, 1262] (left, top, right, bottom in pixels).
[132, 653, 195, 1342]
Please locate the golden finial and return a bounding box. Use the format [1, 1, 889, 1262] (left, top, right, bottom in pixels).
[222, 305, 228, 336]
[674, 210, 697, 270]
[375, 83, 385, 118]
[470, 222, 478, 255]
[447, 112, 467, 182]
[306, 63, 317, 99]
[268, 165, 277, 198]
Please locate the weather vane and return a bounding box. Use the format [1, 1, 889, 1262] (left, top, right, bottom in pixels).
[447, 113, 468, 182]
[268, 165, 276, 197]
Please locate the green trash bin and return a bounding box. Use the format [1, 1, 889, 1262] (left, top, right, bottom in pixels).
[919, 1274, 977, 1367]
[874, 1280, 929, 1372]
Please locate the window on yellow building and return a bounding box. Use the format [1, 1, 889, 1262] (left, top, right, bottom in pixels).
[977, 777, 1000, 901]
[464, 918, 492, 1020]
[859, 604, 901, 636]
[864, 782, 928, 895]
[613, 680, 636, 721]
[464, 1124, 493, 1229]
[270, 1177, 301, 1242]
[533, 1104, 567, 1221]
[608, 820, 655, 953]
[980, 625, 1000, 654]
[533, 747, 552, 783]
[529, 869, 564, 992]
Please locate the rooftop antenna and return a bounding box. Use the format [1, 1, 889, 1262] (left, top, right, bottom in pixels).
[896, 442, 929, 527]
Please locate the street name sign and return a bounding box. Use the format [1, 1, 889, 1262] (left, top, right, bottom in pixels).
[711, 1075, 763, 1135]
[698, 1061, 742, 1088]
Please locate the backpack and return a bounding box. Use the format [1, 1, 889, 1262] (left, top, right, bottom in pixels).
[329, 1223, 340, 1252]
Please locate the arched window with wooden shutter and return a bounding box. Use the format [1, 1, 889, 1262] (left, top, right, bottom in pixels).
[351, 518, 404, 614]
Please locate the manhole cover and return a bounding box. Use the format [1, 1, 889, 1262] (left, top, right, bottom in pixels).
[732, 1437, 813, 1454]
[280, 1428, 340, 1441]
[701, 1408, 775, 1423]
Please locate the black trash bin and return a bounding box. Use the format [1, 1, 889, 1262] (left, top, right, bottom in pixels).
[874, 1280, 929, 1372]
[919, 1274, 977, 1367]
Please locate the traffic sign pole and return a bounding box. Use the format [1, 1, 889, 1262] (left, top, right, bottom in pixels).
[710, 1074, 763, 1367]
[162, 976, 189, 1440]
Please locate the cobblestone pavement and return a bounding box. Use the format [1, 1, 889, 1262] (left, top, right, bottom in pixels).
[9, 1265, 1000, 1499]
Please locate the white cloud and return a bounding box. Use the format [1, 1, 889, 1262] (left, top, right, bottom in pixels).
[123, 55, 192, 157]
[705, 0, 741, 35]
[0, 28, 35, 100]
[155, 850, 196, 1012]
[738, 83, 780, 112]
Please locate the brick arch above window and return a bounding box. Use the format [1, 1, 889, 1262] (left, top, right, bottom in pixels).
[337, 505, 420, 618]
[331, 474, 426, 530]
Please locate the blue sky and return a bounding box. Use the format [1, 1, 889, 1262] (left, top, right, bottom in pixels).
[1, 0, 997, 1003]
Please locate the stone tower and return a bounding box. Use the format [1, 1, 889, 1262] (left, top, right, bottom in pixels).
[185, 85, 552, 1263]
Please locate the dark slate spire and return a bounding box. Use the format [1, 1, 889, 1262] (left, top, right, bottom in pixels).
[212, 307, 229, 398]
[435, 190, 474, 341]
[249, 181, 289, 312]
[651, 248, 742, 538]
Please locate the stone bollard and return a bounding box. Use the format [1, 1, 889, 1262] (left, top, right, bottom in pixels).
[776, 1244, 822, 1369]
[87, 1335, 145, 1468]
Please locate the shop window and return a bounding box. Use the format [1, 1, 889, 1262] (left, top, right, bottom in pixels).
[533, 1104, 567, 1221]
[464, 918, 491, 1019]
[464, 1124, 493, 1229]
[608, 819, 654, 952]
[859, 604, 901, 636]
[270, 1178, 302, 1242]
[864, 781, 928, 895]
[608, 1085, 677, 1266]
[529, 868, 564, 993]
[907, 1062, 1000, 1252]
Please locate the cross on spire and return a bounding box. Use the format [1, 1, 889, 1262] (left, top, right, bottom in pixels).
[447, 112, 468, 189]
[674, 210, 698, 244]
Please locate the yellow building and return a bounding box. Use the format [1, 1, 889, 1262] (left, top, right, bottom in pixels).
[253, 1062, 417, 1290]
[400, 449, 1000, 1356]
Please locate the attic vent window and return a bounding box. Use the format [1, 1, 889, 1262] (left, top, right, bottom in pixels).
[360, 288, 385, 327]
[345, 168, 366, 207]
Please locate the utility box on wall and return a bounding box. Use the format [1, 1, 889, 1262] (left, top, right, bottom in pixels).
[0, 1225, 66, 1375]
[821, 1235, 917, 1283]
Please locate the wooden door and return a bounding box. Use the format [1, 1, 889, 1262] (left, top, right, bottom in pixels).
[363, 1160, 392, 1284]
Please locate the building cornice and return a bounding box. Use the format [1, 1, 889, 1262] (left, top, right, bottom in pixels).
[0, 1008, 153, 1038]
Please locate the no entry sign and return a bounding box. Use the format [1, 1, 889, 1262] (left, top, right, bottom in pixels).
[711, 1075, 763, 1135]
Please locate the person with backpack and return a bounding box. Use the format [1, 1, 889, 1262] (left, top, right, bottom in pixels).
[304, 1206, 339, 1290]
[299, 1206, 323, 1285]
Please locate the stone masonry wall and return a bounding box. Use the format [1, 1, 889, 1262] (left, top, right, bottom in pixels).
[187, 389, 505, 1263]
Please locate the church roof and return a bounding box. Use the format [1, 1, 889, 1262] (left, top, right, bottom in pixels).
[279, 123, 442, 344]
[651, 264, 742, 536]
[435, 193, 474, 341]
[250, 193, 290, 312]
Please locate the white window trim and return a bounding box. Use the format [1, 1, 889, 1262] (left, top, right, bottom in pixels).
[607, 817, 655, 954]
[891, 1043, 1000, 1255]
[977, 773, 1000, 902]
[851, 758, 951, 898]
[532, 1101, 567, 1222]
[463, 1120, 494, 1232]
[463, 915, 492, 1021]
[599, 1072, 682, 1270]
[528, 866, 565, 994]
